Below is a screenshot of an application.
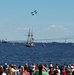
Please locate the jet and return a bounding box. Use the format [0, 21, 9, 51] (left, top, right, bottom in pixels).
[31, 10, 37, 16]
[31, 12, 34, 16]
[34, 10, 37, 14]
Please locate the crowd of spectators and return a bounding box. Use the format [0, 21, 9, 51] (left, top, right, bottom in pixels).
[0, 63, 74, 75]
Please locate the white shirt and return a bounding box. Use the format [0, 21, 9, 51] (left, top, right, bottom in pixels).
[2, 72, 6, 75]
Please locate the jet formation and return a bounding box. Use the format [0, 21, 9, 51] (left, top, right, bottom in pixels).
[31, 10, 37, 16]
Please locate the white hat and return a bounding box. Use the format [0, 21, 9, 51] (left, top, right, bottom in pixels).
[71, 66, 74, 69]
[5, 63, 7, 65]
[50, 64, 53, 67]
[56, 66, 59, 69]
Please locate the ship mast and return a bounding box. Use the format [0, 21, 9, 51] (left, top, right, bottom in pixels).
[27, 28, 34, 44]
[27, 28, 31, 44]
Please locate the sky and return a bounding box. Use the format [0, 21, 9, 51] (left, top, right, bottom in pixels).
[0, 0, 74, 42]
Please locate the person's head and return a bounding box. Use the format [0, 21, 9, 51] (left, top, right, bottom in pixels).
[24, 63, 28, 67]
[38, 64, 43, 75]
[24, 66, 27, 70]
[38, 64, 43, 71]
[7, 66, 12, 75]
[35, 64, 39, 70]
[20, 66, 24, 74]
[0, 66, 4, 75]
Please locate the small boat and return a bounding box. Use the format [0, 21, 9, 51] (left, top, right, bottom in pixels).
[42, 43, 46, 47]
[25, 28, 35, 47]
[2, 39, 8, 43]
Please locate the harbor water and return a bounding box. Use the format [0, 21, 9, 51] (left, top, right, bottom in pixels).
[0, 42, 74, 66]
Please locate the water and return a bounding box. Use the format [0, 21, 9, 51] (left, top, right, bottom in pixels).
[0, 42, 74, 66]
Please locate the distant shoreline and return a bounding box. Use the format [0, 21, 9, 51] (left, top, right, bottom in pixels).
[0, 41, 74, 44]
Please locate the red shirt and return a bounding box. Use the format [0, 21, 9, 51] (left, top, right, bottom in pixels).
[22, 70, 29, 75]
[61, 70, 66, 75]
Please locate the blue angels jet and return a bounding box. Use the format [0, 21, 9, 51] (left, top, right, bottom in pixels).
[31, 10, 37, 16]
[34, 10, 37, 14]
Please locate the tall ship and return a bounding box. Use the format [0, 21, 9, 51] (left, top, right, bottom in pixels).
[25, 28, 35, 47]
[2, 39, 8, 43]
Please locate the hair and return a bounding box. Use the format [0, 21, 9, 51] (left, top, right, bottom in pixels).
[38, 64, 43, 75]
[7, 66, 12, 75]
[0, 66, 4, 75]
[24, 66, 27, 70]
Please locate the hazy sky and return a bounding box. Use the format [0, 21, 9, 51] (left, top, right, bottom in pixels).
[0, 0, 74, 42]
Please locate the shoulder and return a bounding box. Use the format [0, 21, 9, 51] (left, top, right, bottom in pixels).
[42, 71, 49, 75]
[33, 71, 39, 75]
[2, 73, 6, 75]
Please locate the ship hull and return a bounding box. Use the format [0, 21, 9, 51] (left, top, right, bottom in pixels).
[25, 43, 35, 47]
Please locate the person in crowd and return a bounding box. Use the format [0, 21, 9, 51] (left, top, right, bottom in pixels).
[24, 63, 33, 75]
[61, 66, 66, 75]
[21, 66, 30, 75]
[3, 63, 8, 72]
[0, 66, 6, 75]
[66, 66, 71, 75]
[19, 66, 24, 75]
[34, 64, 39, 73]
[55, 65, 61, 75]
[7, 64, 20, 75]
[48, 64, 55, 75]
[33, 64, 49, 75]
[31, 64, 36, 72]
[7, 66, 13, 75]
